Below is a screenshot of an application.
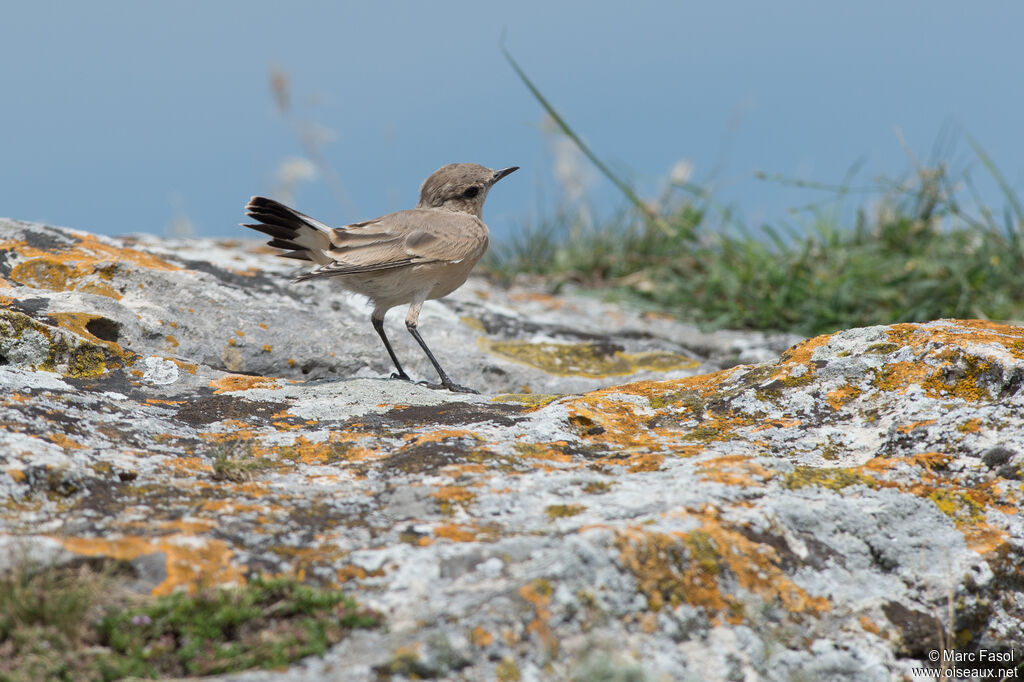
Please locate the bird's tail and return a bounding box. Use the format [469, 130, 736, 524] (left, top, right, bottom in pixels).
[242, 196, 334, 264]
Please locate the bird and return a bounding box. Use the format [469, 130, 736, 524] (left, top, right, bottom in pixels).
[242, 163, 518, 393]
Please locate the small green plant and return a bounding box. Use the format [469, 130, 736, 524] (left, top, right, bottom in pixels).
[99, 575, 382, 679]
[0, 560, 125, 682]
[494, 51, 1024, 337]
[546, 503, 586, 520]
[209, 438, 273, 482]
[0, 560, 382, 682]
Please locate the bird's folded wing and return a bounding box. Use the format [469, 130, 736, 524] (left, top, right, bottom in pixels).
[294, 209, 486, 280]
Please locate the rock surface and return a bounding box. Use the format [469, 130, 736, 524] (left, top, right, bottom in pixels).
[1, 218, 1022, 681]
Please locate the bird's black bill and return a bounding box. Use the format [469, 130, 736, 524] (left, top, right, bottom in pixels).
[492, 166, 519, 183]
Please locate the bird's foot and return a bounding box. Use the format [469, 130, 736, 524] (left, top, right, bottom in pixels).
[441, 381, 480, 394]
[418, 380, 480, 394]
[390, 372, 412, 381]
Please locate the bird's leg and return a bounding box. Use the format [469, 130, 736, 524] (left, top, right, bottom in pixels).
[371, 314, 410, 381]
[404, 302, 478, 394]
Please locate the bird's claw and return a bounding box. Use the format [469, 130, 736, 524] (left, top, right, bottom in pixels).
[441, 382, 480, 394]
[416, 380, 479, 394]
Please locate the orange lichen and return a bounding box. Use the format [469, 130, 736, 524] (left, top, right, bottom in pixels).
[1, 234, 179, 302]
[615, 512, 831, 625]
[60, 535, 244, 596]
[198, 499, 272, 516]
[697, 455, 771, 487]
[855, 452, 1010, 554]
[519, 579, 558, 656]
[491, 393, 561, 410]
[8, 259, 77, 292]
[514, 441, 574, 467]
[860, 616, 882, 635]
[164, 357, 197, 374]
[209, 374, 280, 394]
[957, 418, 983, 433]
[887, 320, 1024, 360]
[864, 323, 1024, 400]
[862, 451, 953, 474]
[276, 435, 369, 465]
[567, 398, 661, 450]
[920, 351, 994, 402]
[45, 313, 125, 352]
[47, 433, 84, 450]
[826, 385, 862, 410]
[431, 485, 477, 515]
[872, 361, 934, 393]
[752, 418, 802, 432]
[774, 333, 836, 372]
[627, 453, 664, 472]
[0, 235, 182, 275]
[165, 457, 213, 473]
[897, 419, 936, 434]
[587, 368, 742, 405]
[77, 281, 122, 299]
[160, 519, 219, 534]
[639, 611, 658, 634]
[336, 565, 366, 582]
[958, 524, 1009, 555]
[164, 335, 179, 348]
[434, 524, 478, 542]
[470, 626, 494, 647]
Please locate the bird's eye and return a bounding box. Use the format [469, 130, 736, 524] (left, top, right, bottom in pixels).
[462, 186, 480, 199]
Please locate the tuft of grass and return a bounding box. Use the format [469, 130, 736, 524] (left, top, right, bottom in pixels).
[546, 503, 586, 520]
[494, 53, 1024, 336]
[0, 560, 381, 682]
[209, 438, 274, 482]
[488, 156, 1024, 337]
[99, 575, 382, 679]
[0, 560, 125, 682]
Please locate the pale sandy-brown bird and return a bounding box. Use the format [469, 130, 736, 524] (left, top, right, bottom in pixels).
[243, 163, 518, 392]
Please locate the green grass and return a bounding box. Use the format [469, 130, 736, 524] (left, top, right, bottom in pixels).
[209, 437, 275, 482]
[491, 52, 1024, 337]
[0, 560, 382, 682]
[487, 155, 1024, 338]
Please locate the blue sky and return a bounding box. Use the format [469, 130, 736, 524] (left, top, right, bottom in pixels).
[2, 2, 1022, 241]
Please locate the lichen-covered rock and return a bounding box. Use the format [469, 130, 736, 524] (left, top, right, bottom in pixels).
[1, 219, 1022, 681]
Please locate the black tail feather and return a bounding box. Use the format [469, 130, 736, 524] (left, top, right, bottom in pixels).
[242, 223, 296, 240]
[245, 210, 300, 230]
[243, 196, 329, 261]
[267, 238, 302, 251]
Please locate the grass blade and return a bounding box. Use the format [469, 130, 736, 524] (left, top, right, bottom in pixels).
[502, 44, 672, 236]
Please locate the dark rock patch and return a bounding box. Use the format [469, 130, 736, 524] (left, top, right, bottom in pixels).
[175, 395, 289, 425]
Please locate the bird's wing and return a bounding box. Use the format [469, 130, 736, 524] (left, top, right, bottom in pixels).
[294, 209, 487, 281]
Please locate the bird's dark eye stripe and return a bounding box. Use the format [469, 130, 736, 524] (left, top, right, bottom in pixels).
[462, 186, 480, 198]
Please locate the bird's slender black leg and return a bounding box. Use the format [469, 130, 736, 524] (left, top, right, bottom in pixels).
[371, 315, 411, 381]
[405, 321, 478, 394]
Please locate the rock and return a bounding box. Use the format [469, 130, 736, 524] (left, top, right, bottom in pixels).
[1, 218, 1022, 680]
